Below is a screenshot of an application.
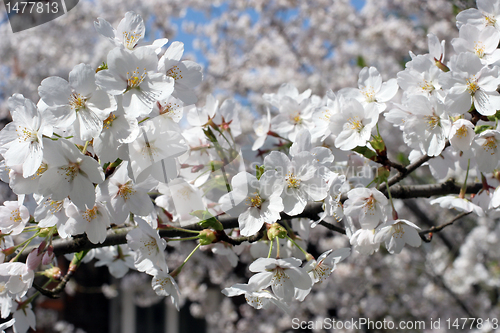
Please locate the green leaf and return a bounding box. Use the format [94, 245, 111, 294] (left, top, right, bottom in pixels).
[191, 210, 224, 231]
[352, 146, 377, 160]
[357, 55, 367, 68]
[475, 124, 493, 134]
[255, 165, 265, 180]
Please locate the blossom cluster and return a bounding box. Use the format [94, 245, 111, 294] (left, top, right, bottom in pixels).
[0, 1, 499, 331]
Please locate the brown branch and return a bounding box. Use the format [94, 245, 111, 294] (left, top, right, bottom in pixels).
[377, 141, 450, 193]
[17, 180, 481, 259]
[419, 212, 471, 241]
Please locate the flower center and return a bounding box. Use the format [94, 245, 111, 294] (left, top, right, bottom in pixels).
[286, 172, 301, 188]
[312, 262, 331, 282]
[485, 15, 497, 27]
[122, 30, 142, 49]
[69, 92, 86, 112]
[424, 114, 440, 130]
[103, 113, 117, 130]
[247, 193, 263, 208]
[419, 80, 435, 93]
[347, 116, 363, 132]
[117, 182, 135, 201]
[48, 200, 64, 215]
[466, 77, 479, 95]
[166, 65, 183, 81]
[16, 126, 37, 143]
[10, 208, 22, 224]
[59, 162, 80, 182]
[127, 67, 147, 89]
[83, 206, 99, 222]
[142, 236, 159, 256]
[483, 136, 497, 154]
[392, 222, 404, 238]
[362, 86, 376, 102]
[364, 195, 376, 213]
[455, 125, 469, 139]
[474, 42, 486, 58]
[292, 114, 302, 125]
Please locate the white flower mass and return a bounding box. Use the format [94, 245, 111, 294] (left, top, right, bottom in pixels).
[0, 2, 500, 332]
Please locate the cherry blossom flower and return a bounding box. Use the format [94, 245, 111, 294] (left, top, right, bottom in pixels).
[38, 138, 104, 210]
[248, 257, 313, 304]
[94, 11, 168, 53]
[303, 248, 350, 284]
[0, 201, 30, 236]
[97, 161, 156, 225]
[94, 245, 136, 278]
[264, 151, 327, 216]
[339, 66, 398, 113]
[0, 263, 34, 298]
[397, 55, 443, 98]
[430, 195, 485, 216]
[374, 219, 422, 254]
[440, 52, 500, 116]
[328, 97, 379, 150]
[0, 94, 52, 178]
[38, 63, 116, 141]
[456, 0, 500, 31]
[472, 129, 500, 172]
[126, 217, 167, 275]
[221, 283, 291, 314]
[12, 301, 36, 333]
[401, 95, 451, 157]
[449, 119, 475, 152]
[344, 187, 388, 229]
[270, 95, 316, 141]
[219, 171, 284, 236]
[150, 263, 181, 310]
[451, 24, 500, 65]
[95, 47, 174, 118]
[263, 83, 311, 109]
[349, 228, 381, 255]
[158, 42, 203, 105]
[64, 201, 111, 244]
[126, 118, 187, 183]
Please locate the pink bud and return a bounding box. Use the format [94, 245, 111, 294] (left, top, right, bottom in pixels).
[26, 249, 43, 270]
[42, 246, 54, 265]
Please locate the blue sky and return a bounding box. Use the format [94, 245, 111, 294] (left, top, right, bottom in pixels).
[170, 0, 366, 66]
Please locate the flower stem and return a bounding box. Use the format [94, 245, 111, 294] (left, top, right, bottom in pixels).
[82, 141, 90, 154]
[165, 236, 200, 242]
[459, 159, 470, 199]
[286, 235, 308, 258]
[267, 239, 274, 258]
[10, 233, 39, 262]
[385, 180, 398, 219]
[162, 226, 200, 234]
[171, 243, 201, 278]
[276, 237, 280, 258]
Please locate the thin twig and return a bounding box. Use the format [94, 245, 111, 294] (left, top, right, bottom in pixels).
[419, 212, 471, 241]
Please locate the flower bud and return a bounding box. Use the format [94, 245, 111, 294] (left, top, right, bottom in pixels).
[42, 246, 54, 265]
[42, 266, 62, 280]
[26, 248, 43, 271]
[267, 223, 287, 240]
[198, 229, 217, 245]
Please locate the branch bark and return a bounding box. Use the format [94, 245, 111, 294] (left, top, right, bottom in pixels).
[18, 181, 481, 259]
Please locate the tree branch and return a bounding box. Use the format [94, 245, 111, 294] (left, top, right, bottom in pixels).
[419, 212, 471, 240]
[18, 180, 481, 259]
[377, 141, 450, 193]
